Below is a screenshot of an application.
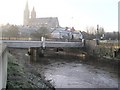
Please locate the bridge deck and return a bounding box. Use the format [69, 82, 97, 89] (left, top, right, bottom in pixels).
[1, 40, 84, 48]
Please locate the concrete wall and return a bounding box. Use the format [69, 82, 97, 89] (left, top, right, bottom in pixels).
[0, 44, 8, 89]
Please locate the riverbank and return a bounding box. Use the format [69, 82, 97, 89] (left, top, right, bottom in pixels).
[6, 48, 119, 89]
[46, 48, 119, 73]
[7, 50, 54, 89]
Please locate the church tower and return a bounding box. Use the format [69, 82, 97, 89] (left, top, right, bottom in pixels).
[31, 7, 36, 19]
[24, 1, 30, 25]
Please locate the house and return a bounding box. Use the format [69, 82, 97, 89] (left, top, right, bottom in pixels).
[51, 27, 83, 40]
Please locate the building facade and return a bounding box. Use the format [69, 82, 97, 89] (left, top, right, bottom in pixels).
[23, 1, 60, 29]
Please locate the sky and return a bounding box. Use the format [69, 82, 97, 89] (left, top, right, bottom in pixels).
[0, 0, 119, 32]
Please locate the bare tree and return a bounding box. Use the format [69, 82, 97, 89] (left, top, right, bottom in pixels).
[31, 27, 51, 39]
[2, 25, 19, 37]
[86, 26, 96, 35]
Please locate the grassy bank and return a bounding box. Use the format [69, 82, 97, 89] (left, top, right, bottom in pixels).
[7, 52, 54, 89]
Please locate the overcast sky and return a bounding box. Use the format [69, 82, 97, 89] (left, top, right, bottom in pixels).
[0, 0, 119, 32]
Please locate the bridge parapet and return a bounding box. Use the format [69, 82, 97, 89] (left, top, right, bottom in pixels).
[2, 40, 84, 48]
[0, 43, 8, 90]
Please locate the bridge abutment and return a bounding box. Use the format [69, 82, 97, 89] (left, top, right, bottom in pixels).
[0, 45, 8, 89]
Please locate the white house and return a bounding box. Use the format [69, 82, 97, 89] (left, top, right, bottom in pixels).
[51, 27, 83, 40]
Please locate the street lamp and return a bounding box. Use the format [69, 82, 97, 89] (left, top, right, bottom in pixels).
[96, 24, 99, 45]
[96, 24, 99, 40]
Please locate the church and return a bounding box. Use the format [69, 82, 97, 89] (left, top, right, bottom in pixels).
[23, 1, 60, 29]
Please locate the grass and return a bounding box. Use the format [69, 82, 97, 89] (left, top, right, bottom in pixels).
[6, 53, 54, 89]
[7, 53, 26, 88]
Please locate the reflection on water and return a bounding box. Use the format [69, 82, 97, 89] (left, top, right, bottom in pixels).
[78, 53, 86, 59]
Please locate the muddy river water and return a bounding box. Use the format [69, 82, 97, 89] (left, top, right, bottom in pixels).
[13, 49, 119, 88]
[43, 63, 118, 88]
[32, 53, 119, 88]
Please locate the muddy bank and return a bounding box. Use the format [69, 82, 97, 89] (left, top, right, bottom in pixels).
[7, 49, 54, 89]
[43, 49, 119, 74]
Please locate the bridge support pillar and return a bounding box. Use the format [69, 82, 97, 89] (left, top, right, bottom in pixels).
[30, 48, 37, 62]
[29, 48, 44, 62]
[36, 48, 44, 58]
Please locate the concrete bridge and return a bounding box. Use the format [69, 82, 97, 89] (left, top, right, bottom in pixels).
[0, 39, 85, 89]
[2, 39, 85, 64]
[1, 40, 84, 48]
[1, 39, 119, 89]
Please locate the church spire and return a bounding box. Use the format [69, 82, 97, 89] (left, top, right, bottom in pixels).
[24, 1, 30, 25]
[25, 1, 28, 10]
[31, 6, 36, 19]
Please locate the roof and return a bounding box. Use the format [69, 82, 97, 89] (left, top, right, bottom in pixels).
[52, 27, 70, 33]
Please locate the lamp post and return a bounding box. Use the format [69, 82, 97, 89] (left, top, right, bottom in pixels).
[96, 24, 99, 40]
[96, 24, 99, 45]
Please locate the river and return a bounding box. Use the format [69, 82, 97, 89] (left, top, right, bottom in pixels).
[11, 49, 119, 88]
[31, 50, 118, 88]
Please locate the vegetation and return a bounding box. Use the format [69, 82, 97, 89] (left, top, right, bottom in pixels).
[7, 53, 26, 89]
[2, 24, 19, 37]
[31, 27, 51, 39]
[7, 53, 54, 89]
[83, 25, 119, 40]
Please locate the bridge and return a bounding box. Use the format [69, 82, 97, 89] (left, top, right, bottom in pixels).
[1, 40, 84, 48]
[0, 39, 85, 89]
[1, 39, 119, 89]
